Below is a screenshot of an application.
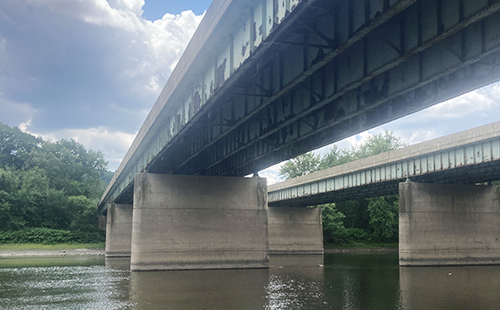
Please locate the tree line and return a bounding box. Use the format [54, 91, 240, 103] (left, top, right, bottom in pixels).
[0, 123, 113, 243]
[279, 130, 407, 245]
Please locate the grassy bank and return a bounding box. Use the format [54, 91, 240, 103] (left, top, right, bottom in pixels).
[0, 243, 105, 251]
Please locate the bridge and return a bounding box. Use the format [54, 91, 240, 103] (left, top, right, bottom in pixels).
[268, 121, 500, 207]
[268, 121, 500, 265]
[101, 0, 500, 271]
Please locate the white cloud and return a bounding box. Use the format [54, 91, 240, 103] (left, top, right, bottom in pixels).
[259, 163, 284, 185]
[403, 82, 500, 123]
[0, 0, 204, 170]
[0, 98, 38, 127]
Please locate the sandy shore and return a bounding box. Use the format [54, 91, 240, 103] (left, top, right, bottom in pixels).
[0, 248, 105, 258]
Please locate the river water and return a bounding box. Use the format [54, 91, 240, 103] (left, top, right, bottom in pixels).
[1, 253, 500, 309]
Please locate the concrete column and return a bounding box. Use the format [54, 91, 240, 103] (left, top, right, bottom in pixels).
[268, 207, 323, 255]
[105, 203, 133, 258]
[399, 182, 500, 266]
[130, 173, 269, 271]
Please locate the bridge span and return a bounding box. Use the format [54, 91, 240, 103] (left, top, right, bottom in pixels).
[269, 121, 500, 207]
[101, 0, 500, 271]
[269, 121, 500, 266]
[99, 0, 500, 213]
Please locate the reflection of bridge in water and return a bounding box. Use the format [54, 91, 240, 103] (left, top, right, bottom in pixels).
[101, 0, 500, 271]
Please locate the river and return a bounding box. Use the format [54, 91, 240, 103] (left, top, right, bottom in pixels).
[1, 253, 500, 309]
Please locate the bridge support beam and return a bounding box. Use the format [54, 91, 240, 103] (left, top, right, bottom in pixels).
[130, 173, 269, 271]
[105, 203, 133, 258]
[268, 207, 323, 255]
[399, 182, 500, 266]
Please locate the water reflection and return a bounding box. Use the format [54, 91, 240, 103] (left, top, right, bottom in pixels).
[266, 255, 325, 309]
[3, 253, 500, 309]
[400, 265, 500, 310]
[323, 253, 401, 310]
[129, 267, 268, 309]
[0, 256, 134, 310]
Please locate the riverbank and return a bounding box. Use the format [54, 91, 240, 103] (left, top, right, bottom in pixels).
[0, 243, 105, 257]
[324, 247, 398, 254]
[0, 248, 105, 257]
[324, 242, 398, 254]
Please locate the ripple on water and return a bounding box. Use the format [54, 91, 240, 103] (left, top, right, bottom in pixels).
[0, 264, 136, 310]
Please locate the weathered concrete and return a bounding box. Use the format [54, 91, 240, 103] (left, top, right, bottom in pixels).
[268, 207, 323, 255]
[105, 203, 133, 258]
[399, 182, 500, 266]
[130, 173, 269, 271]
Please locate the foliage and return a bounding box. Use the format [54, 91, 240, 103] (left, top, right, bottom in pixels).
[319, 204, 347, 244]
[0, 123, 42, 169]
[279, 152, 321, 179]
[0, 122, 112, 236]
[318, 145, 354, 170]
[279, 129, 406, 245]
[367, 196, 399, 242]
[355, 129, 408, 159]
[0, 228, 105, 244]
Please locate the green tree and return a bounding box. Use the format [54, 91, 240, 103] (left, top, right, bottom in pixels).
[279, 152, 320, 180]
[25, 139, 107, 199]
[278, 129, 407, 244]
[0, 166, 68, 230]
[319, 204, 347, 244]
[0, 123, 42, 169]
[0, 123, 112, 234]
[318, 145, 354, 170]
[367, 196, 399, 242]
[355, 129, 407, 159]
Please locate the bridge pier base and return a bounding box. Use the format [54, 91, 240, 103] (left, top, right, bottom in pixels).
[105, 203, 133, 258]
[130, 173, 269, 271]
[268, 207, 323, 255]
[399, 182, 500, 266]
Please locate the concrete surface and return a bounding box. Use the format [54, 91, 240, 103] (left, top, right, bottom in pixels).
[399, 182, 500, 266]
[268, 207, 323, 255]
[130, 174, 269, 271]
[105, 203, 133, 258]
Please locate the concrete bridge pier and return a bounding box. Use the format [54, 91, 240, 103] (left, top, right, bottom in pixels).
[130, 173, 269, 271]
[105, 203, 133, 258]
[399, 182, 500, 266]
[268, 207, 324, 255]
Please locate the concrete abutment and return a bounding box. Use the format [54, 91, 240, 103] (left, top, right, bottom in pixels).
[105, 203, 133, 258]
[130, 173, 269, 271]
[399, 182, 500, 266]
[268, 207, 323, 255]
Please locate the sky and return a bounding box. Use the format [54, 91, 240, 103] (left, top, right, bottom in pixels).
[1, 0, 499, 184]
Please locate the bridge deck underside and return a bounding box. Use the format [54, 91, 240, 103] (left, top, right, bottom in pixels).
[109, 0, 500, 207]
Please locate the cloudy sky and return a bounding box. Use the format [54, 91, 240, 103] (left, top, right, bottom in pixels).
[1, 0, 499, 184]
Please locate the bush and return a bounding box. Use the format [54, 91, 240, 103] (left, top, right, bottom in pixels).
[0, 228, 105, 244]
[344, 228, 373, 243]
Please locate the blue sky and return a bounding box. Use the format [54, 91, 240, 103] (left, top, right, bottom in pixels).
[1, 0, 499, 183]
[142, 0, 212, 19]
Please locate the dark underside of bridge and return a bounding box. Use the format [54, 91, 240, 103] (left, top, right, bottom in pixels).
[113, 0, 500, 205]
[269, 159, 500, 208]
